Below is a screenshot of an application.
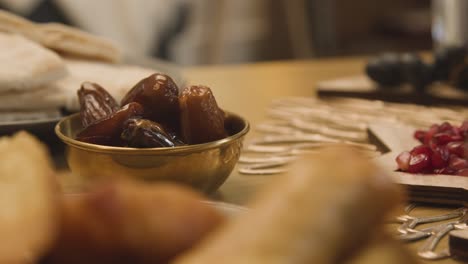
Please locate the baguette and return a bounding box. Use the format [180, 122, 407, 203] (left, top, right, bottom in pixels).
[45, 180, 225, 264]
[174, 146, 403, 264]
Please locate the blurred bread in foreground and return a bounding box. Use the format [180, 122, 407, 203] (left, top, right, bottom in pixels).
[0, 131, 59, 263]
[44, 180, 225, 264]
[174, 146, 404, 264]
[0, 32, 66, 92]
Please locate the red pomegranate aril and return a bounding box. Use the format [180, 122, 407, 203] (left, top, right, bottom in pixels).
[450, 134, 463, 142]
[396, 151, 411, 171]
[451, 126, 461, 136]
[434, 167, 455, 175]
[423, 125, 439, 145]
[460, 121, 468, 135]
[433, 133, 453, 145]
[431, 147, 450, 169]
[448, 155, 468, 170]
[407, 153, 431, 173]
[414, 130, 426, 143]
[396, 120, 468, 176]
[456, 168, 468, 176]
[446, 141, 465, 157]
[439, 122, 453, 132]
[410, 145, 432, 156]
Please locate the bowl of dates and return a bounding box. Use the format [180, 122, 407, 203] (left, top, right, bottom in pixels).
[55, 73, 249, 193]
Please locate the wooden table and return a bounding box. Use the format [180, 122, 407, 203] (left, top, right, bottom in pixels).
[184, 57, 463, 263]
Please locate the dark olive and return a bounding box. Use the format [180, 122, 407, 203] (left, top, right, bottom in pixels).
[453, 64, 468, 91]
[433, 45, 467, 81]
[401, 53, 434, 92]
[365, 53, 403, 87]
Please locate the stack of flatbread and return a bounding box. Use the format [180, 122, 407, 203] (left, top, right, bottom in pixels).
[0, 10, 157, 122]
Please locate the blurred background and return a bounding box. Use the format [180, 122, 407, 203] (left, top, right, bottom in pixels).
[0, 0, 444, 65]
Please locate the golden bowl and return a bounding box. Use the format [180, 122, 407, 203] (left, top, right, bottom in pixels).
[55, 113, 249, 193]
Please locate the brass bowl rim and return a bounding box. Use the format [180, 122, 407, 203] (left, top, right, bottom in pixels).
[55, 112, 249, 155]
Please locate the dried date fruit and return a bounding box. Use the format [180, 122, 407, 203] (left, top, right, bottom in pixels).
[77, 102, 144, 146]
[121, 118, 184, 148]
[179, 85, 227, 144]
[121, 73, 180, 131]
[78, 82, 119, 128]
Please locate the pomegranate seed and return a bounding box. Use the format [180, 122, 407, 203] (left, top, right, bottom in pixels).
[459, 121, 468, 138]
[423, 125, 439, 145]
[414, 130, 426, 143]
[439, 122, 452, 132]
[434, 167, 455, 175]
[456, 168, 468, 176]
[446, 141, 465, 157]
[431, 147, 450, 169]
[410, 145, 432, 156]
[448, 155, 468, 170]
[396, 121, 468, 176]
[433, 133, 452, 145]
[407, 153, 431, 173]
[451, 126, 461, 137]
[450, 134, 463, 142]
[396, 151, 411, 171]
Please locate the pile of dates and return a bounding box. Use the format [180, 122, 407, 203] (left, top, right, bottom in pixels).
[76, 73, 228, 147]
[366, 45, 468, 92]
[396, 121, 468, 176]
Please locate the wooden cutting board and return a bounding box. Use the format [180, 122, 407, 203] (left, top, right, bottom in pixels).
[369, 121, 468, 206]
[317, 75, 468, 106]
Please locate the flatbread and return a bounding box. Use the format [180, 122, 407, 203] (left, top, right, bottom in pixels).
[56, 59, 155, 111]
[0, 85, 66, 110]
[0, 32, 67, 92]
[0, 109, 61, 123]
[0, 57, 155, 111]
[0, 10, 121, 63]
[37, 23, 122, 63]
[0, 10, 40, 41]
